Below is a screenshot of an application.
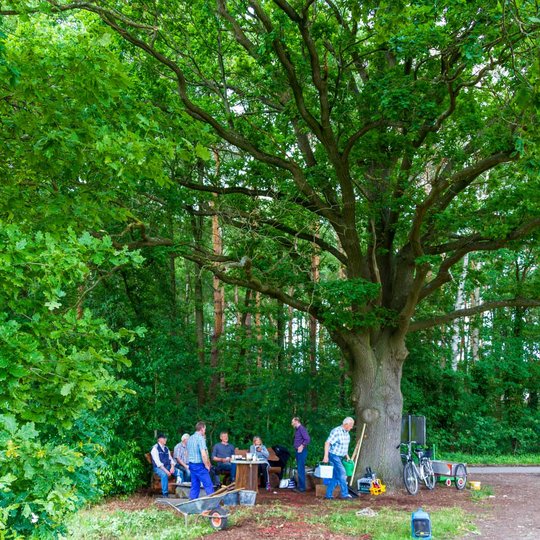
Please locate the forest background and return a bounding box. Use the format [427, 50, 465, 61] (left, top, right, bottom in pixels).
[0, 1, 539, 538]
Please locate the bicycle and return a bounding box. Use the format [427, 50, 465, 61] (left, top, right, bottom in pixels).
[400, 441, 436, 495]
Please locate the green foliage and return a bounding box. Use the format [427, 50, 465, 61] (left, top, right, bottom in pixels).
[0, 224, 144, 536]
[403, 294, 540, 455]
[316, 279, 394, 331]
[0, 416, 88, 539]
[1, 2, 539, 527]
[96, 440, 146, 498]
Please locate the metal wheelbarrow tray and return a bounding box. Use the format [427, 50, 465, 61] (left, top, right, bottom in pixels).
[157, 492, 232, 530]
[431, 460, 468, 489]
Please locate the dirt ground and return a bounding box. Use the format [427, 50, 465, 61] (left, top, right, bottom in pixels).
[108, 472, 540, 539]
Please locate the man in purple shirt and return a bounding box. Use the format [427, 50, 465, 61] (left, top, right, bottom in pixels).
[291, 417, 311, 492]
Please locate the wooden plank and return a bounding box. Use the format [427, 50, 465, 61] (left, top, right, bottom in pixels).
[349, 423, 366, 486]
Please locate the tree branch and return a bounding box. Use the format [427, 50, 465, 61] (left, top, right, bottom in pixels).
[419, 217, 540, 300]
[409, 298, 540, 332]
[179, 250, 320, 319]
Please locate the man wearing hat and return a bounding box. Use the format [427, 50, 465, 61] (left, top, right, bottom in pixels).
[150, 433, 176, 497]
[173, 433, 191, 483]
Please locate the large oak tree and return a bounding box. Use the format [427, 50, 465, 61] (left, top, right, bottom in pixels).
[3, 0, 539, 484]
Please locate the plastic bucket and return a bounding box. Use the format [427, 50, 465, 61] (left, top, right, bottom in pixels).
[342, 459, 354, 476]
[222, 491, 239, 506]
[314, 463, 334, 479]
[239, 489, 257, 506]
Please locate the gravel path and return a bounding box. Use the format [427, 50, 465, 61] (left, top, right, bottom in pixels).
[467, 466, 540, 474]
[464, 472, 540, 539]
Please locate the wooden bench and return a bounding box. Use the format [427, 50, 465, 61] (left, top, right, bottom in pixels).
[144, 453, 177, 494]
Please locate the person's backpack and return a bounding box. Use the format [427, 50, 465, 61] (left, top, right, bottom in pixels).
[272, 445, 291, 466]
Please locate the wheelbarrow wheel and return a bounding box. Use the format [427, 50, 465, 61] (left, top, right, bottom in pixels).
[454, 463, 467, 490]
[209, 507, 228, 530]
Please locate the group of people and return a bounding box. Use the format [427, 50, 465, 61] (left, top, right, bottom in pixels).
[150, 415, 354, 501]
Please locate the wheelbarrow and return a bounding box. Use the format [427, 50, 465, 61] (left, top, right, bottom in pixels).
[157, 483, 246, 531]
[157, 492, 233, 530]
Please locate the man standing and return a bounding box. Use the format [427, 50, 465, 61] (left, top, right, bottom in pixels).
[187, 421, 215, 499]
[322, 417, 355, 500]
[291, 417, 310, 492]
[150, 433, 176, 498]
[173, 433, 191, 483]
[212, 431, 236, 483]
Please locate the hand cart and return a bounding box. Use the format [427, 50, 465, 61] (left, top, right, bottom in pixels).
[157, 488, 242, 530]
[431, 460, 467, 489]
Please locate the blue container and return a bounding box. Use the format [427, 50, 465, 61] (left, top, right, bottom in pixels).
[411, 508, 432, 539]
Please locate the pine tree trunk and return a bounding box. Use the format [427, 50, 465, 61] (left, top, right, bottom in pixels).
[210, 211, 224, 389]
[193, 261, 206, 406]
[276, 300, 285, 370]
[309, 236, 320, 411]
[191, 212, 206, 406]
[451, 254, 469, 370]
[255, 292, 262, 368]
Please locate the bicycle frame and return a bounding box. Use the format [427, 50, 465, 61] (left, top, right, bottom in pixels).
[401, 440, 435, 495]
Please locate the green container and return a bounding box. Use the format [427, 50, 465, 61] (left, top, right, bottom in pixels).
[342, 459, 354, 476]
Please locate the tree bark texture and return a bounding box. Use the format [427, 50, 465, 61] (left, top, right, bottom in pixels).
[349, 332, 408, 485]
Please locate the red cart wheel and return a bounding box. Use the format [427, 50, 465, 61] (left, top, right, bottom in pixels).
[454, 463, 467, 490]
[209, 507, 228, 530]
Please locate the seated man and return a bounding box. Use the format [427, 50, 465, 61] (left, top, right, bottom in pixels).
[173, 433, 191, 483]
[150, 433, 177, 498]
[211, 431, 236, 483]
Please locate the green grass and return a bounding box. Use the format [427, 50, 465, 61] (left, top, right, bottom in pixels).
[309, 507, 477, 540]
[63, 499, 478, 540]
[469, 484, 494, 501]
[438, 452, 540, 465]
[253, 502, 296, 523]
[63, 507, 213, 540]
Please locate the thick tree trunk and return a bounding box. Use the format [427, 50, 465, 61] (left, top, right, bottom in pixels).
[348, 331, 408, 487]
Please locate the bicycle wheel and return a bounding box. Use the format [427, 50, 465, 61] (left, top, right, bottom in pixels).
[454, 463, 467, 490]
[423, 460, 436, 490]
[403, 461, 419, 495]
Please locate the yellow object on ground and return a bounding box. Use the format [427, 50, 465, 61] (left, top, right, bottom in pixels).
[469, 481, 481, 490]
[369, 479, 386, 495]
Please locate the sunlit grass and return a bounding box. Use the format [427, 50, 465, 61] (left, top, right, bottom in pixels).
[469, 483, 495, 501]
[309, 506, 476, 540]
[439, 452, 540, 465]
[63, 499, 478, 540]
[63, 507, 212, 540]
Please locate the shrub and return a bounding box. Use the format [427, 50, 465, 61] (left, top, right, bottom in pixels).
[96, 440, 146, 497]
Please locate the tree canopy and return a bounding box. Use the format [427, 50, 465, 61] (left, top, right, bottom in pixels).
[1, 1, 539, 535]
